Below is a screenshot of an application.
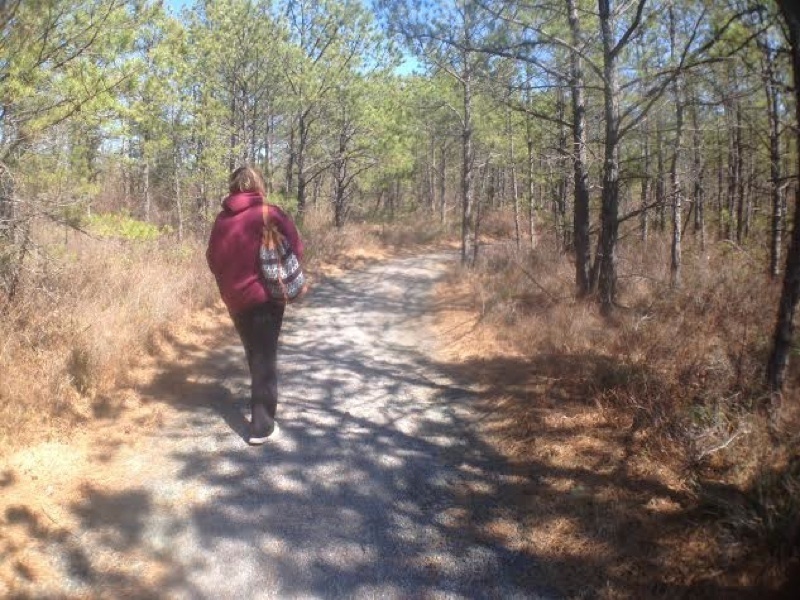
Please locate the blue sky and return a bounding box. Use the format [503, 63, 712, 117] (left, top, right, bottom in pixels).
[166, 0, 189, 12]
[163, 0, 420, 75]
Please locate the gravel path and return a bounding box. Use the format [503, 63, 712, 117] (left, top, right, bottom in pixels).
[49, 253, 550, 599]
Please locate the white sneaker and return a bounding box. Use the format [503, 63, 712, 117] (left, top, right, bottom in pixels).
[248, 420, 279, 445]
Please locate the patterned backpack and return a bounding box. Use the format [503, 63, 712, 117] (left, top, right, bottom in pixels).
[259, 205, 307, 302]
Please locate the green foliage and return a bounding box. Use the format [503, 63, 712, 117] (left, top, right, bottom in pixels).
[0, 0, 794, 266]
[268, 190, 299, 215]
[61, 204, 88, 230]
[0, 0, 150, 162]
[87, 213, 171, 241]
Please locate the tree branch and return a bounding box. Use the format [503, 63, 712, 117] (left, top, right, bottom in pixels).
[611, 0, 648, 58]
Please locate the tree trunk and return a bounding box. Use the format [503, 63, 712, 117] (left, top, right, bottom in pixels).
[427, 136, 436, 212]
[472, 162, 486, 266]
[762, 34, 783, 277]
[568, 0, 591, 295]
[767, 0, 800, 392]
[374, 188, 384, 216]
[143, 160, 151, 223]
[228, 89, 237, 172]
[597, 0, 622, 314]
[725, 102, 738, 240]
[656, 121, 666, 231]
[460, 56, 474, 266]
[334, 121, 348, 228]
[296, 113, 309, 220]
[286, 124, 295, 199]
[439, 143, 447, 226]
[508, 106, 521, 250]
[121, 139, 130, 212]
[669, 7, 684, 287]
[735, 105, 745, 244]
[640, 121, 650, 244]
[264, 112, 274, 194]
[395, 178, 403, 214]
[487, 167, 496, 215]
[556, 86, 569, 252]
[744, 154, 753, 240]
[200, 175, 208, 230]
[716, 126, 725, 239]
[0, 165, 16, 244]
[526, 117, 536, 250]
[174, 146, 183, 243]
[496, 166, 504, 209]
[783, 135, 791, 239]
[248, 91, 257, 163]
[334, 173, 346, 228]
[691, 102, 706, 250]
[313, 172, 323, 209]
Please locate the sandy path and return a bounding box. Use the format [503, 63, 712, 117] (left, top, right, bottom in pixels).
[3, 253, 550, 599]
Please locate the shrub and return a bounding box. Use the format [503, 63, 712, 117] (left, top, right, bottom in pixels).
[0, 220, 216, 451]
[86, 213, 172, 241]
[447, 210, 799, 587]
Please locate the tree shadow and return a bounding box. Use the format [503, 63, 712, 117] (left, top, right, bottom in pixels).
[433, 347, 792, 599]
[5, 254, 785, 598]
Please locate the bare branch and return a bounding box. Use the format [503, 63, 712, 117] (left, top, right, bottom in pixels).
[611, 0, 648, 58]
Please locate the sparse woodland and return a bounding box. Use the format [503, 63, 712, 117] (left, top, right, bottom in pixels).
[2, 0, 800, 595]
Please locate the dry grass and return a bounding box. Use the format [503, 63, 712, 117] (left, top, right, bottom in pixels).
[0, 205, 456, 595]
[434, 214, 800, 598]
[300, 205, 390, 276]
[0, 305, 234, 596]
[0, 224, 217, 453]
[0, 207, 451, 455]
[301, 204, 452, 276]
[7, 201, 795, 595]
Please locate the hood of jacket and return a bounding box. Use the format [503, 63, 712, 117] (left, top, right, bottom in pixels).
[223, 191, 263, 215]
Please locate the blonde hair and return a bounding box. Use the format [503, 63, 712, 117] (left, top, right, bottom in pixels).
[229, 165, 266, 196]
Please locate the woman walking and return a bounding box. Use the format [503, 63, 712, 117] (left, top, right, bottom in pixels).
[206, 166, 304, 444]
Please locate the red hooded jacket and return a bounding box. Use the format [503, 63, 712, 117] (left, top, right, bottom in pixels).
[206, 192, 304, 315]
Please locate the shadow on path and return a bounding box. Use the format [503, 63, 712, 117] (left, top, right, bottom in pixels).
[1, 255, 544, 598]
[6, 254, 782, 598]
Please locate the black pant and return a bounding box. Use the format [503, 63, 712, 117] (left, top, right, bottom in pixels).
[232, 301, 285, 428]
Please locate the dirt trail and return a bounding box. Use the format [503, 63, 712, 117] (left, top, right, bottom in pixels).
[1, 253, 552, 599]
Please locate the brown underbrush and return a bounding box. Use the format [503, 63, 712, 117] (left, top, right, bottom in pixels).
[435, 217, 799, 598]
[0, 224, 217, 453]
[0, 207, 448, 455]
[301, 205, 391, 274]
[302, 204, 453, 275]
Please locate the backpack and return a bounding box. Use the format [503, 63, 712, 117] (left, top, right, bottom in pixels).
[258, 205, 307, 302]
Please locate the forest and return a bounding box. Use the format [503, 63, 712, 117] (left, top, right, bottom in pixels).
[2, 0, 800, 595]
